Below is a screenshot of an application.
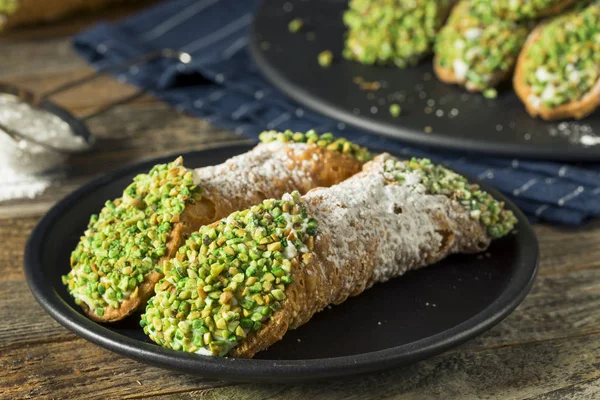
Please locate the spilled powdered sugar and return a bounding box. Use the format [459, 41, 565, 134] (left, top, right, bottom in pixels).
[0, 164, 56, 201]
[548, 122, 600, 147]
[304, 158, 450, 290]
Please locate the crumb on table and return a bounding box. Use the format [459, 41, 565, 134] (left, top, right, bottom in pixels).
[318, 50, 333, 67]
[288, 18, 303, 33]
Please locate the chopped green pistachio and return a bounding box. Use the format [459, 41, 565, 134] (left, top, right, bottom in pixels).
[389, 104, 402, 117]
[435, 1, 531, 94]
[0, 0, 18, 14]
[521, 3, 600, 109]
[343, 0, 454, 68]
[383, 158, 517, 238]
[288, 18, 303, 33]
[63, 157, 201, 315]
[318, 50, 333, 67]
[142, 191, 318, 356]
[470, 0, 580, 21]
[259, 129, 372, 162]
[483, 88, 498, 99]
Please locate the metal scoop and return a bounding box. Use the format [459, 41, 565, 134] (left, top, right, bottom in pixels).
[0, 49, 192, 154]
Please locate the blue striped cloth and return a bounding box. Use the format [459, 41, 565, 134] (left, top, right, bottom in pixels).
[73, 0, 600, 225]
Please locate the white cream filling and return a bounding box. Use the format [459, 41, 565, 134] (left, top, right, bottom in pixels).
[535, 67, 553, 83]
[464, 28, 483, 41]
[453, 59, 469, 80]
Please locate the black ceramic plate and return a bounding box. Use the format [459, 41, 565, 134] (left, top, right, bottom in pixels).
[249, 0, 600, 161]
[25, 144, 538, 383]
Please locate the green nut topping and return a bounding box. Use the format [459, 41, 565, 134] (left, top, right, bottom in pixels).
[435, 1, 531, 93]
[62, 157, 201, 314]
[259, 129, 372, 162]
[470, 0, 578, 21]
[141, 191, 317, 356]
[384, 158, 517, 238]
[343, 0, 454, 68]
[389, 103, 402, 117]
[0, 0, 18, 14]
[483, 88, 498, 99]
[318, 49, 334, 67]
[522, 3, 600, 109]
[288, 18, 303, 33]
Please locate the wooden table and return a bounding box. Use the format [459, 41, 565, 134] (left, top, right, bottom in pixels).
[2, 9, 600, 400]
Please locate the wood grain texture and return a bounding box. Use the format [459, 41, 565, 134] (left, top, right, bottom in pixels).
[1, 338, 228, 400]
[0, 37, 88, 79]
[0, 0, 160, 40]
[0, 7, 599, 400]
[0, 280, 74, 348]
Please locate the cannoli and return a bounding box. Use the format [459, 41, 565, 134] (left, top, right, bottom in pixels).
[63, 131, 370, 323]
[434, 1, 531, 96]
[142, 154, 517, 357]
[514, 2, 600, 120]
[0, 0, 135, 30]
[343, 0, 456, 68]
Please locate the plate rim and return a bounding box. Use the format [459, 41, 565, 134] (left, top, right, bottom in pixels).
[24, 144, 539, 383]
[248, 2, 600, 162]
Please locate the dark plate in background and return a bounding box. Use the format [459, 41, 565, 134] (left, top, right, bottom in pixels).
[249, 0, 600, 161]
[24, 144, 538, 382]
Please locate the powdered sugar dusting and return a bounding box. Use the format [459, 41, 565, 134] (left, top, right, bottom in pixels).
[193, 142, 314, 204]
[303, 154, 483, 294]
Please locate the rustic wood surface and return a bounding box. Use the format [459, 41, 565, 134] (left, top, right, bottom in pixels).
[1, 7, 599, 400]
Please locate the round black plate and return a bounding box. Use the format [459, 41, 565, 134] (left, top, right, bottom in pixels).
[25, 144, 538, 382]
[249, 0, 600, 161]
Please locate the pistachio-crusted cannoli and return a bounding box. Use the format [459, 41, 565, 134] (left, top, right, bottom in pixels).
[142, 154, 517, 358]
[343, 0, 456, 68]
[434, 1, 531, 97]
[0, 0, 135, 30]
[63, 131, 370, 323]
[514, 2, 600, 120]
[469, 0, 581, 21]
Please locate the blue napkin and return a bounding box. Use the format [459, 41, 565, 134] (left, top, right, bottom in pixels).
[73, 0, 600, 225]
